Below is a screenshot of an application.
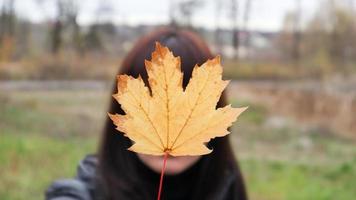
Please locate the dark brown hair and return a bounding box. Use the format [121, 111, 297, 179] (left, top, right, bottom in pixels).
[98, 27, 247, 200]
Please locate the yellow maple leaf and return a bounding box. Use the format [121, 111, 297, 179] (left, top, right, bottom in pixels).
[109, 42, 247, 156]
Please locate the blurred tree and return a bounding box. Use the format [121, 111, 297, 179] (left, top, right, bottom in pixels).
[51, 19, 62, 54]
[230, 0, 239, 60]
[0, 0, 16, 61]
[83, 0, 117, 53]
[303, 0, 356, 75]
[214, 0, 223, 54]
[329, 6, 356, 66]
[65, 0, 84, 55]
[242, 0, 252, 58]
[169, 0, 176, 26]
[50, 0, 64, 54]
[84, 24, 103, 51]
[14, 20, 31, 59]
[0, 0, 15, 36]
[276, 7, 302, 66]
[49, 0, 82, 55]
[170, 0, 204, 28]
[292, 0, 302, 67]
[95, 0, 115, 24]
[276, 0, 302, 66]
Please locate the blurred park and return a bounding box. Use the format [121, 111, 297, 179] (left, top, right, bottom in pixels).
[0, 0, 356, 199]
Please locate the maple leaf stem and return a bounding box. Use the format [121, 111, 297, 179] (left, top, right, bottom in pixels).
[157, 152, 169, 200]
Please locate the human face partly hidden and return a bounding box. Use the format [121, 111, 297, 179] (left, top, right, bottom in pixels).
[137, 153, 201, 175]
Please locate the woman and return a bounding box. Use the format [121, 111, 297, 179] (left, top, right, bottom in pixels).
[46, 27, 248, 200]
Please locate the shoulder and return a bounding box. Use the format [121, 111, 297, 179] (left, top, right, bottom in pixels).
[45, 154, 98, 200]
[213, 164, 247, 200]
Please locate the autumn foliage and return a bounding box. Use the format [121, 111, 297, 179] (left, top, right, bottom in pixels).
[109, 42, 246, 156]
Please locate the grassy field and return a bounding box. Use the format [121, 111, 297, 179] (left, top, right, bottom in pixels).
[0, 87, 355, 200]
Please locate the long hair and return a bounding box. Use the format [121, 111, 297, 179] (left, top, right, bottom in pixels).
[98, 27, 247, 200]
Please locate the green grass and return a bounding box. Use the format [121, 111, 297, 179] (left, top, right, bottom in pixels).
[1, 89, 356, 200]
[0, 90, 101, 199]
[241, 158, 356, 200]
[0, 133, 96, 200]
[229, 97, 356, 200]
[230, 99, 267, 125]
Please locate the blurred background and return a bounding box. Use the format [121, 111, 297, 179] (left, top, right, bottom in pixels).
[0, 0, 355, 199]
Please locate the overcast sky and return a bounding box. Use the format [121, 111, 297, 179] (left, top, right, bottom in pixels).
[8, 0, 321, 31]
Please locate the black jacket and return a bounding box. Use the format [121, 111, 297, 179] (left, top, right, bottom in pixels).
[45, 155, 241, 200]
